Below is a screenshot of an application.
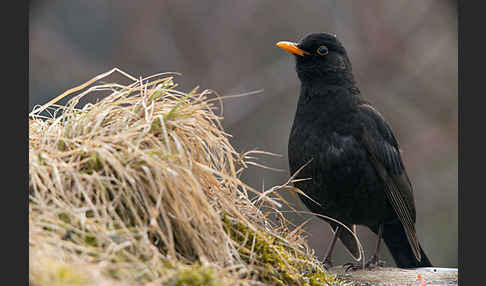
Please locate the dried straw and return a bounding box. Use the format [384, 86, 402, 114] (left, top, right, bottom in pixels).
[29, 69, 343, 285]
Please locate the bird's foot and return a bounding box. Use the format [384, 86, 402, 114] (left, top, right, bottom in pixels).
[364, 255, 385, 269]
[343, 262, 364, 272]
[343, 256, 385, 272]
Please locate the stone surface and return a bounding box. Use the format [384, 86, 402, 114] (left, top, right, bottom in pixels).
[329, 266, 458, 286]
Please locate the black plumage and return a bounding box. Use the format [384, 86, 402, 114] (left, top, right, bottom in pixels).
[277, 33, 432, 268]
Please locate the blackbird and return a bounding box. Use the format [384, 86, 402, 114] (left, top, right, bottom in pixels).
[276, 32, 432, 269]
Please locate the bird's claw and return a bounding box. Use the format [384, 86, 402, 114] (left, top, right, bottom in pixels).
[343, 256, 385, 272]
[365, 255, 385, 268]
[343, 262, 364, 272]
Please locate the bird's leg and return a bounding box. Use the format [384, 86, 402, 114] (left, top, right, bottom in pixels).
[322, 226, 342, 269]
[345, 224, 386, 271]
[365, 224, 385, 268]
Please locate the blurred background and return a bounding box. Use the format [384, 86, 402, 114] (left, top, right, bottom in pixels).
[29, 1, 457, 267]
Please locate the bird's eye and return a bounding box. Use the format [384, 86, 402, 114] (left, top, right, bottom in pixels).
[316, 45, 329, 56]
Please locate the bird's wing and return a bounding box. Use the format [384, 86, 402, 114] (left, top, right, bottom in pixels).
[358, 103, 421, 261]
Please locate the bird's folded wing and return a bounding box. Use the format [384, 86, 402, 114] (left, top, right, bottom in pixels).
[358, 104, 421, 261]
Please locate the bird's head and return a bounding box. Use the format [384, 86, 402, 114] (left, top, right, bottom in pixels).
[277, 32, 354, 85]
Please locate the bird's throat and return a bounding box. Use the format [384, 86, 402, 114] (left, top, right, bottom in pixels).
[295, 82, 360, 123]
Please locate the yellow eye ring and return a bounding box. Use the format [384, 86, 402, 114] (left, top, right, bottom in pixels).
[316, 45, 329, 55]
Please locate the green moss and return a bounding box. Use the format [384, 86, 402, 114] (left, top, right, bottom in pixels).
[84, 234, 98, 247]
[167, 265, 223, 286]
[222, 214, 339, 286]
[58, 212, 71, 224]
[31, 263, 92, 286]
[106, 268, 123, 280]
[56, 266, 87, 284]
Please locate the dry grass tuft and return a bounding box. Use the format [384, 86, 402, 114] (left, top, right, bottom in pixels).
[29, 68, 345, 285]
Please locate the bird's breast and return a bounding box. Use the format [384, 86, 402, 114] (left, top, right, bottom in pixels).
[288, 115, 389, 225]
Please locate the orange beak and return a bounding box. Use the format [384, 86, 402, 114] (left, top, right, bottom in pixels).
[276, 41, 309, 56]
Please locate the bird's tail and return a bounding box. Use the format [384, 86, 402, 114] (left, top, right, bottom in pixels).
[381, 220, 432, 268]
